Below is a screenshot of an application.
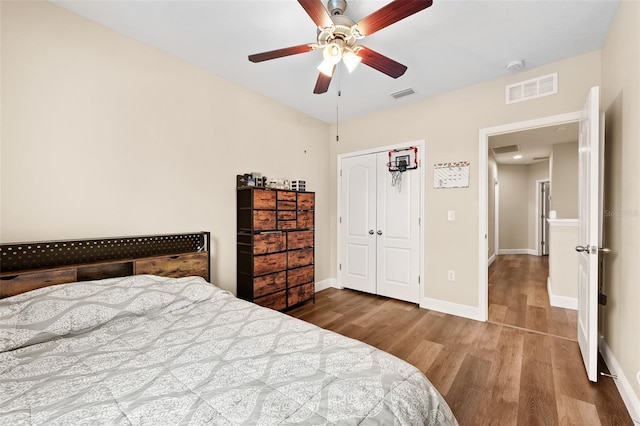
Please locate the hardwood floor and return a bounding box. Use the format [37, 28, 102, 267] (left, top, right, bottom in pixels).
[287, 287, 632, 425]
[488, 254, 577, 340]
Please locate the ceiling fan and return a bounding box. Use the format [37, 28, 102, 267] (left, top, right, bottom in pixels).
[248, 0, 433, 94]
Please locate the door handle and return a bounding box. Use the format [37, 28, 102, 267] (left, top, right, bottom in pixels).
[369, 230, 374, 235]
[599, 247, 612, 254]
[377, 230, 383, 236]
[575, 245, 600, 254]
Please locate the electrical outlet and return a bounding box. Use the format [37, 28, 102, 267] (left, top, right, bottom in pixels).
[448, 210, 455, 221]
[448, 270, 455, 281]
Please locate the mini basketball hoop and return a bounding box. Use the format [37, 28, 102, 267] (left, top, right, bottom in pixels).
[387, 147, 418, 192]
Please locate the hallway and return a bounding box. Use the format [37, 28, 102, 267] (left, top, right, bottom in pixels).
[488, 254, 578, 340]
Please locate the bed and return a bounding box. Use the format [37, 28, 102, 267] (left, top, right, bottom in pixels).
[0, 233, 457, 425]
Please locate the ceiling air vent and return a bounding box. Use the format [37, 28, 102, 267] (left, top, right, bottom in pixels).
[492, 144, 520, 155]
[390, 88, 415, 99]
[533, 156, 550, 161]
[506, 72, 558, 104]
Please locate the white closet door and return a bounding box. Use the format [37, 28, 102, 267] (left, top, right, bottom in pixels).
[340, 154, 377, 294]
[375, 151, 420, 303]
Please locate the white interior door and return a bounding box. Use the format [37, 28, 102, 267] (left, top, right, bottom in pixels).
[340, 154, 377, 294]
[376, 152, 420, 303]
[576, 86, 602, 383]
[542, 181, 550, 256]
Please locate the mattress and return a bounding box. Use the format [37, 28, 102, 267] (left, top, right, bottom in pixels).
[0, 275, 457, 425]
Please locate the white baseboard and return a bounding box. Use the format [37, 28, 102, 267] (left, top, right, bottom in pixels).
[599, 336, 640, 425]
[497, 248, 538, 255]
[321, 280, 484, 321]
[547, 277, 578, 310]
[315, 278, 340, 293]
[421, 297, 484, 322]
[488, 254, 496, 266]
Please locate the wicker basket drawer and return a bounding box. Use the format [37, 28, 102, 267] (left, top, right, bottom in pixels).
[254, 271, 286, 298]
[278, 220, 297, 230]
[288, 230, 313, 250]
[254, 252, 286, 276]
[288, 265, 314, 287]
[288, 248, 313, 269]
[253, 189, 276, 209]
[277, 211, 296, 220]
[277, 201, 296, 210]
[287, 282, 314, 306]
[254, 290, 286, 310]
[277, 191, 296, 201]
[253, 233, 286, 255]
[253, 211, 276, 231]
[297, 211, 314, 229]
[297, 192, 314, 210]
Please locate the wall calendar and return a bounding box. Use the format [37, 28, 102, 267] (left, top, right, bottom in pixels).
[434, 161, 470, 189]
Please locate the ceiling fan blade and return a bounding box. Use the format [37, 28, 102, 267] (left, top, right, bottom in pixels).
[313, 68, 335, 94]
[358, 46, 407, 78]
[298, 0, 333, 29]
[249, 44, 315, 63]
[355, 0, 433, 37]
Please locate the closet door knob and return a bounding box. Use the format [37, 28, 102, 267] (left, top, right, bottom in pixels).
[377, 230, 383, 236]
[369, 230, 374, 235]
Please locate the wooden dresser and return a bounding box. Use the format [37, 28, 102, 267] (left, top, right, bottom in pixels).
[236, 187, 315, 310]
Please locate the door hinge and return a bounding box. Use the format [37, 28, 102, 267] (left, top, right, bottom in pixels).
[598, 292, 607, 305]
[340, 169, 342, 177]
[418, 217, 421, 226]
[418, 276, 420, 284]
[339, 263, 342, 271]
[339, 216, 342, 224]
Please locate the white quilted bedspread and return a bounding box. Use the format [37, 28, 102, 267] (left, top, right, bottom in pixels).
[0, 275, 457, 425]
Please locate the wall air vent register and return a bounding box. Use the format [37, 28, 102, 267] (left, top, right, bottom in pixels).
[506, 72, 558, 104]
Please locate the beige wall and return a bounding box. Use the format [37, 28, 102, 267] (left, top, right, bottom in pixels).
[550, 141, 579, 218]
[547, 220, 579, 299]
[329, 51, 601, 307]
[601, 0, 640, 407]
[497, 164, 529, 250]
[495, 161, 548, 253]
[0, 1, 331, 293]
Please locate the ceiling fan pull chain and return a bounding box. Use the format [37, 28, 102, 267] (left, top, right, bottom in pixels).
[336, 67, 342, 142]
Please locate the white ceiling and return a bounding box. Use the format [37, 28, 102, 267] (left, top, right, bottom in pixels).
[489, 121, 579, 165]
[51, 0, 620, 124]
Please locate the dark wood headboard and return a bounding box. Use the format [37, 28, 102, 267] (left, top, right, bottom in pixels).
[0, 232, 210, 299]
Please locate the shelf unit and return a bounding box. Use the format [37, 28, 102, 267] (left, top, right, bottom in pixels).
[0, 232, 210, 298]
[236, 187, 315, 310]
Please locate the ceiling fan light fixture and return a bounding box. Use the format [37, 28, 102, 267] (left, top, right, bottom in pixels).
[342, 49, 361, 73]
[323, 42, 343, 65]
[317, 60, 335, 77]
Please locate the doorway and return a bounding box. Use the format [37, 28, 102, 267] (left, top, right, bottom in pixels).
[478, 111, 581, 324]
[487, 124, 578, 339]
[539, 180, 551, 256]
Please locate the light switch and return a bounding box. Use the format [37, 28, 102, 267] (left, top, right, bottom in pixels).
[448, 210, 455, 221]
